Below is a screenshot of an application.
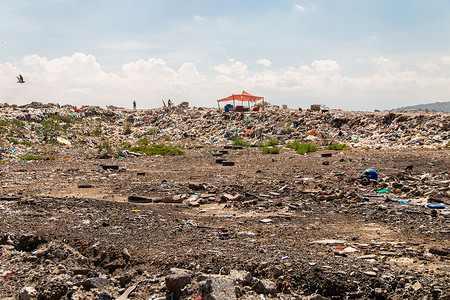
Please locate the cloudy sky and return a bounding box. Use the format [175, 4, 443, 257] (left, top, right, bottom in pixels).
[1, 0, 450, 110]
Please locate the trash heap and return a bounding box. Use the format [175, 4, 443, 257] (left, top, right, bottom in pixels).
[0, 102, 449, 160]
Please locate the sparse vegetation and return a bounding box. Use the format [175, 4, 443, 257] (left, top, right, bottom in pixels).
[20, 155, 55, 160]
[281, 125, 294, 134]
[325, 143, 351, 151]
[258, 138, 279, 148]
[128, 144, 183, 156]
[232, 138, 251, 147]
[96, 140, 119, 159]
[137, 137, 149, 145]
[12, 119, 25, 127]
[121, 141, 132, 148]
[9, 137, 19, 144]
[123, 122, 132, 135]
[91, 124, 102, 137]
[262, 146, 280, 154]
[286, 140, 318, 154]
[164, 135, 171, 141]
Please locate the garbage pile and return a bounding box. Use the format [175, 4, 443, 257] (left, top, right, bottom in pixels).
[0, 102, 448, 160]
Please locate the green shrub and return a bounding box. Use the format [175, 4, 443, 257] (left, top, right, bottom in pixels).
[92, 124, 102, 137]
[266, 138, 279, 146]
[258, 138, 279, 147]
[12, 119, 25, 127]
[40, 118, 64, 133]
[286, 139, 301, 150]
[20, 155, 55, 160]
[0, 120, 8, 126]
[296, 143, 318, 154]
[232, 138, 251, 147]
[164, 135, 171, 141]
[148, 129, 156, 135]
[137, 137, 149, 145]
[325, 143, 351, 150]
[262, 146, 280, 154]
[20, 141, 32, 146]
[121, 141, 132, 148]
[129, 144, 183, 156]
[96, 140, 120, 159]
[9, 137, 19, 144]
[286, 140, 318, 154]
[123, 122, 132, 135]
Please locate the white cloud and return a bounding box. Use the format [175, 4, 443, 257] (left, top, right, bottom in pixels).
[417, 60, 440, 72]
[294, 4, 306, 12]
[1, 53, 450, 111]
[194, 15, 206, 21]
[294, 3, 317, 12]
[212, 61, 249, 76]
[257, 59, 271, 67]
[441, 55, 450, 65]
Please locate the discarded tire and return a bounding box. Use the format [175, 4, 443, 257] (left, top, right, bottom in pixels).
[219, 150, 229, 154]
[222, 161, 235, 166]
[212, 152, 223, 156]
[78, 184, 93, 188]
[322, 161, 329, 165]
[232, 146, 243, 150]
[137, 172, 146, 176]
[224, 145, 233, 149]
[321, 153, 332, 157]
[102, 165, 119, 170]
[216, 159, 225, 164]
[128, 195, 153, 203]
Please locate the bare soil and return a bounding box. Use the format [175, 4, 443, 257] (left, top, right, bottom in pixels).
[0, 147, 449, 299]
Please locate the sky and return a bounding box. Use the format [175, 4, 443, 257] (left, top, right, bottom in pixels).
[1, 0, 450, 111]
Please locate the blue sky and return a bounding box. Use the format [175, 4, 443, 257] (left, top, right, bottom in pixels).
[1, 0, 450, 110]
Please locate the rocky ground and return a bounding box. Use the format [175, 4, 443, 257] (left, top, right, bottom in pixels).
[0, 104, 449, 299]
[0, 145, 449, 299]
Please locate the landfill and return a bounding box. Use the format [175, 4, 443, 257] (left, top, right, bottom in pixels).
[0, 101, 449, 299]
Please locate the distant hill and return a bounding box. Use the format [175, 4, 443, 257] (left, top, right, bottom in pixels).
[392, 101, 450, 113]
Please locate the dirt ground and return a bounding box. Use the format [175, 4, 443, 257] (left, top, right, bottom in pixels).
[0, 146, 449, 299]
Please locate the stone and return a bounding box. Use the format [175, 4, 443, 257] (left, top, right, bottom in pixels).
[412, 281, 422, 291]
[17, 234, 41, 252]
[162, 195, 185, 203]
[311, 239, 346, 245]
[229, 270, 252, 285]
[200, 275, 237, 300]
[122, 248, 130, 261]
[260, 218, 273, 223]
[301, 294, 330, 300]
[80, 276, 111, 289]
[357, 254, 377, 260]
[165, 272, 191, 293]
[253, 279, 277, 294]
[188, 182, 206, 190]
[19, 286, 37, 300]
[97, 291, 114, 300]
[429, 247, 449, 256]
[363, 271, 377, 277]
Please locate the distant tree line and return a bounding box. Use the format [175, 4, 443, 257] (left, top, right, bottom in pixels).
[393, 101, 450, 113]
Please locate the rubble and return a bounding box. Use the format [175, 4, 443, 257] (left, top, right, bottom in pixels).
[0, 102, 449, 299]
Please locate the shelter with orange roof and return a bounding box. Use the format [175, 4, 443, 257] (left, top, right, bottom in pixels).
[217, 91, 264, 112]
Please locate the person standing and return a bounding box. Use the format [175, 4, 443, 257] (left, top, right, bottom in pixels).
[133, 100, 136, 110]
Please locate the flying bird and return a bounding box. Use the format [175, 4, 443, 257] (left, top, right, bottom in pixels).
[17, 74, 24, 83]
